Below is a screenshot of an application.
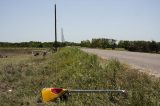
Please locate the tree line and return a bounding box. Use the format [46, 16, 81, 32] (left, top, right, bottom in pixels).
[81, 38, 116, 49]
[81, 39, 160, 53]
[0, 41, 80, 48]
[118, 40, 160, 53]
[1, 39, 160, 53]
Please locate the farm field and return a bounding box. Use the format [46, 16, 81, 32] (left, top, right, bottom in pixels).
[0, 47, 160, 106]
[0, 48, 47, 57]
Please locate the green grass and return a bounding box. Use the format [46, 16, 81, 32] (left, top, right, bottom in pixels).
[0, 47, 160, 106]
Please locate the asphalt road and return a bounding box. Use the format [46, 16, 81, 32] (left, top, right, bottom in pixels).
[82, 48, 160, 77]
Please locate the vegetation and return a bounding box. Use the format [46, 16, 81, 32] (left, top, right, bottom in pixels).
[1, 39, 160, 53]
[118, 40, 160, 53]
[81, 39, 160, 53]
[81, 38, 116, 49]
[0, 41, 80, 48]
[0, 47, 160, 106]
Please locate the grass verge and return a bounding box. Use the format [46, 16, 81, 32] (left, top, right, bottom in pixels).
[0, 47, 159, 106]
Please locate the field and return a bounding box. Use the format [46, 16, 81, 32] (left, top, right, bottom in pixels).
[0, 47, 160, 106]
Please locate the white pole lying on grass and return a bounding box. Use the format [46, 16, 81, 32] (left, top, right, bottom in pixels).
[69, 89, 126, 93]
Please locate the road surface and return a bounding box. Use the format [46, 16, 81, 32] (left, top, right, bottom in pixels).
[82, 48, 160, 77]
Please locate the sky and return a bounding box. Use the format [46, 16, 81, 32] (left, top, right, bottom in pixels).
[0, 0, 160, 43]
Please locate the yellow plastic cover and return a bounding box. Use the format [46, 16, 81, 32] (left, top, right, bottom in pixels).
[41, 88, 67, 102]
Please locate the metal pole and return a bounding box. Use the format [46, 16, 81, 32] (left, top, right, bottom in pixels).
[69, 89, 126, 93]
[54, 4, 57, 51]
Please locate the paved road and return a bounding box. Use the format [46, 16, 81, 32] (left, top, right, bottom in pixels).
[82, 48, 160, 77]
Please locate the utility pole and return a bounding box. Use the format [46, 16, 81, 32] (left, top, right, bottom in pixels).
[54, 4, 57, 51]
[61, 28, 65, 42]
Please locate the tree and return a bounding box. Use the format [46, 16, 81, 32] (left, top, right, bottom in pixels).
[149, 41, 158, 53]
[81, 40, 91, 47]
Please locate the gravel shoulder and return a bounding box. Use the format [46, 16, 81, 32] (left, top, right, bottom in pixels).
[82, 48, 160, 77]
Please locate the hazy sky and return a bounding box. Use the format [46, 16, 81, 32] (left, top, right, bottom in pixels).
[0, 0, 160, 43]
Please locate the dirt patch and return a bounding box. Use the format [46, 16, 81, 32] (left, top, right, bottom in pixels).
[0, 81, 11, 92]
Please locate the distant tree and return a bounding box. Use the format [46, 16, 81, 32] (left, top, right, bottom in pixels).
[112, 43, 116, 50]
[117, 40, 160, 53]
[81, 38, 116, 49]
[81, 40, 91, 47]
[157, 42, 160, 53]
[149, 41, 158, 53]
[118, 41, 130, 50]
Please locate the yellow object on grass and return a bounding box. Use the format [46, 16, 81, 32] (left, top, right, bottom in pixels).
[41, 88, 67, 102]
